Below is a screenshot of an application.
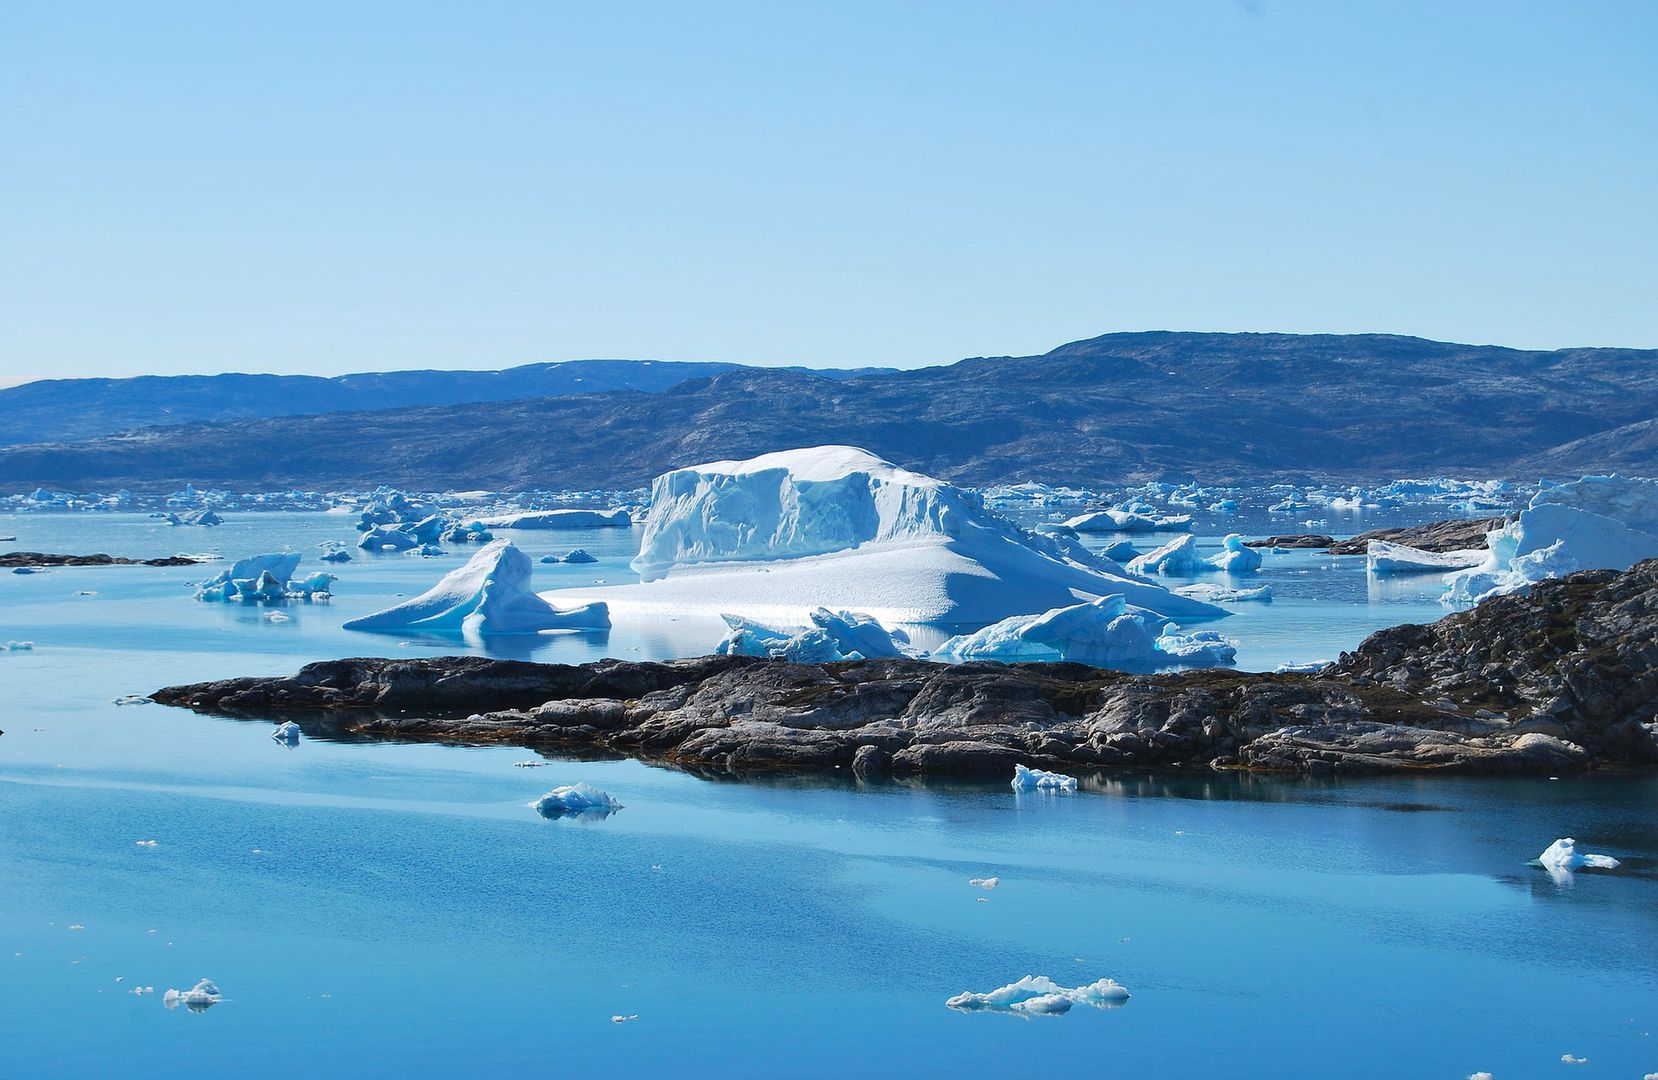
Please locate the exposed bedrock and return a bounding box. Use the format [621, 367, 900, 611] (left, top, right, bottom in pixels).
[152, 561, 1658, 778]
[0, 551, 204, 567]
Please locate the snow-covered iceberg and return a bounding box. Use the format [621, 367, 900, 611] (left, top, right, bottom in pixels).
[1205, 534, 1262, 573]
[343, 540, 609, 635]
[1366, 540, 1487, 577]
[1064, 508, 1191, 533]
[1445, 476, 1658, 604]
[479, 508, 632, 529]
[550, 447, 1225, 626]
[531, 782, 622, 818]
[1126, 535, 1207, 576]
[163, 978, 222, 1012]
[1174, 583, 1273, 603]
[195, 553, 302, 602]
[946, 975, 1129, 1016]
[937, 594, 1235, 668]
[718, 608, 912, 662]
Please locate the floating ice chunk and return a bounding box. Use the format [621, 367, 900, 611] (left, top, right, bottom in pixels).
[1466, 1071, 1493, 1079]
[1205, 534, 1261, 573]
[344, 540, 609, 635]
[272, 721, 301, 746]
[611, 1014, 639, 1024]
[1209, 498, 1239, 513]
[1064, 509, 1191, 533]
[264, 611, 290, 623]
[1561, 1054, 1587, 1065]
[163, 978, 222, 1012]
[531, 782, 622, 818]
[1274, 659, 1332, 673]
[1012, 764, 1077, 792]
[969, 877, 999, 889]
[113, 694, 151, 705]
[1174, 583, 1273, 603]
[319, 549, 352, 563]
[562, 549, 598, 564]
[1126, 535, 1207, 575]
[195, 553, 301, 602]
[717, 608, 912, 662]
[1100, 540, 1139, 561]
[945, 975, 1129, 1016]
[1365, 540, 1487, 577]
[135, 839, 159, 847]
[1154, 630, 1237, 665]
[513, 760, 549, 768]
[479, 509, 632, 530]
[1537, 838, 1619, 873]
[166, 508, 223, 527]
[358, 524, 420, 552]
[3, 640, 36, 652]
[287, 571, 337, 597]
[937, 594, 1233, 669]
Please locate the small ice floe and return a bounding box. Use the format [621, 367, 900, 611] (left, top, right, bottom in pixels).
[1012, 764, 1077, 792]
[1273, 659, 1333, 674]
[1560, 1054, 1587, 1065]
[1174, 583, 1273, 603]
[946, 975, 1130, 1016]
[513, 760, 549, 768]
[271, 721, 301, 746]
[969, 877, 999, 890]
[265, 611, 291, 623]
[135, 840, 159, 848]
[69, 924, 85, 931]
[113, 695, 151, 706]
[611, 1014, 639, 1024]
[130, 985, 155, 996]
[76, 590, 98, 596]
[2, 640, 35, 652]
[163, 978, 222, 1012]
[1536, 838, 1620, 883]
[531, 782, 622, 819]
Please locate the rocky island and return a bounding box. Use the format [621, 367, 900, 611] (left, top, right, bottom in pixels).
[153, 559, 1658, 779]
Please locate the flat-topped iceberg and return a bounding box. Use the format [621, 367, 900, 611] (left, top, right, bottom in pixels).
[550, 447, 1226, 625]
[1366, 540, 1487, 576]
[937, 594, 1236, 668]
[1445, 476, 1658, 604]
[946, 975, 1129, 1016]
[1174, 583, 1273, 603]
[479, 508, 632, 529]
[1064, 508, 1191, 533]
[344, 540, 609, 635]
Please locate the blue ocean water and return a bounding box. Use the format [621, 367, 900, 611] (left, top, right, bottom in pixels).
[1, 511, 1653, 1078]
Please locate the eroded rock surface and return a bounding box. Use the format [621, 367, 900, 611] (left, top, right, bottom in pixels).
[152, 562, 1658, 778]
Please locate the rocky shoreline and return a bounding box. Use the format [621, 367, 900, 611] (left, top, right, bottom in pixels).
[0, 551, 204, 568]
[152, 561, 1658, 779]
[1245, 515, 1509, 555]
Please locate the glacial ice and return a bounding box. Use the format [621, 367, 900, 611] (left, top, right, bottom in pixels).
[165, 509, 223, 527]
[937, 594, 1233, 668]
[1174, 583, 1273, 603]
[1064, 508, 1191, 533]
[1445, 476, 1658, 604]
[531, 782, 622, 818]
[1100, 540, 1140, 561]
[272, 721, 301, 745]
[1537, 838, 1619, 873]
[358, 524, 421, 551]
[718, 608, 912, 662]
[945, 975, 1129, 1016]
[546, 447, 1226, 626]
[1365, 540, 1487, 577]
[561, 548, 598, 564]
[479, 508, 632, 530]
[195, 553, 302, 602]
[163, 979, 222, 1012]
[343, 539, 609, 635]
[1205, 534, 1262, 573]
[1011, 764, 1078, 792]
[1126, 535, 1207, 575]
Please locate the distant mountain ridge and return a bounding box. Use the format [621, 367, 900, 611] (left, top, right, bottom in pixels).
[0, 358, 888, 448]
[0, 331, 1653, 491]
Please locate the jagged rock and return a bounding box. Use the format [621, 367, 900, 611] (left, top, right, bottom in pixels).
[0, 551, 204, 568]
[1328, 515, 1510, 555]
[151, 561, 1658, 778]
[1244, 534, 1337, 549]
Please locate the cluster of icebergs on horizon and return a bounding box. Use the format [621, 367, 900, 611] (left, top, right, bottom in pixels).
[345, 539, 609, 636]
[194, 553, 336, 603]
[1357, 475, 1658, 605]
[538, 445, 1230, 628]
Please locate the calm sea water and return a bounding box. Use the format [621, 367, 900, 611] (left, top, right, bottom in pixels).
[1, 511, 1653, 1078]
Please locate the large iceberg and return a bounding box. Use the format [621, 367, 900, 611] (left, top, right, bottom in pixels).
[1205, 534, 1262, 573]
[1125, 535, 1207, 576]
[937, 594, 1235, 668]
[1064, 508, 1191, 533]
[1365, 540, 1487, 577]
[551, 447, 1226, 625]
[343, 540, 609, 635]
[479, 509, 632, 529]
[1445, 476, 1658, 604]
[195, 553, 302, 602]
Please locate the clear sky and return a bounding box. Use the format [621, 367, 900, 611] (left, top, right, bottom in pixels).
[2, 1, 1655, 383]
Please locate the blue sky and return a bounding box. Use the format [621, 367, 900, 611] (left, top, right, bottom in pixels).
[2, 1, 1655, 382]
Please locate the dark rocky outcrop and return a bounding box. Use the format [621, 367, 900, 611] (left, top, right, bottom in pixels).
[1327, 515, 1510, 555]
[0, 551, 204, 568]
[1245, 534, 1337, 549]
[152, 562, 1658, 779]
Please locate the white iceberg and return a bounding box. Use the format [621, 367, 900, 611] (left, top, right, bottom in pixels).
[1126, 535, 1207, 576]
[163, 978, 222, 1012]
[531, 782, 622, 818]
[195, 553, 302, 602]
[544, 447, 1226, 626]
[1064, 508, 1191, 533]
[1205, 534, 1261, 573]
[1100, 540, 1139, 561]
[946, 975, 1129, 1016]
[1011, 764, 1077, 792]
[479, 509, 632, 530]
[937, 594, 1234, 669]
[1366, 540, 1487, 576]
[343, 540, 609, 635]
[272, 721, 301, 746]
[1174, 583, 1273, 603]
[1445, 477, 1658, 605]
[718, 608, 912, 662]
[1537, 838, 1619, 873]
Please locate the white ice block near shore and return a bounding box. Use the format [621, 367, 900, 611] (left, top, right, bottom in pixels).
[344, 540, 609, 635]
[542, 447, 1227, 626]
[1011, 764, 1077, 791]
[1366, 540, 1487, 576]
[531, 782, 622, 818]
[1537, 838, 1619, 873]
[937, 594, 1236, 668]
[719, 608, 912, 662]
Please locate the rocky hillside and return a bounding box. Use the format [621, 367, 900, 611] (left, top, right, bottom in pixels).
[152, 560, 1658, 778]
